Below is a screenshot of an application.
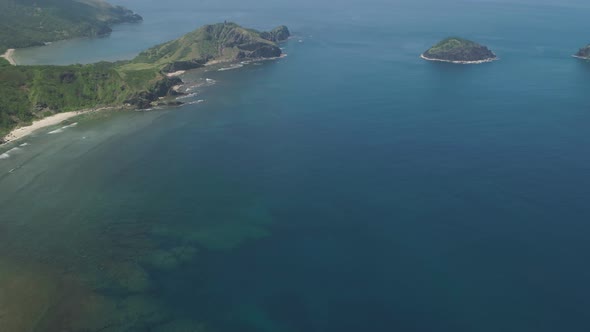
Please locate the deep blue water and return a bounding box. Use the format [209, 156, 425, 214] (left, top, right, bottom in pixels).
[3, 0, 590, 331]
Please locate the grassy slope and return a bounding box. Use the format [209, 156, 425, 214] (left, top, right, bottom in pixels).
[121, 23, 284, 73]
[0, 0, 142, 53]
[0, 23, 288, 139]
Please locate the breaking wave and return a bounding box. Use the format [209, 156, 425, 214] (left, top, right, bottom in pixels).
[186, 100, 205, 105]
[176, 92, 198, 100]
[0, 147, 21, 160]
[48, 122, 78, 134]
[218, 64, 244, 71]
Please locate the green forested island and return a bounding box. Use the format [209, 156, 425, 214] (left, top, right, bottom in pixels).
[0, 22, 289, 141]
[421, 37, 497, 63]
[0, 0, 143, 53]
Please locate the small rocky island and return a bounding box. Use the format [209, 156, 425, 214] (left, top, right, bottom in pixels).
[421, 37, 497, 64]
[573, 45, 590, 59]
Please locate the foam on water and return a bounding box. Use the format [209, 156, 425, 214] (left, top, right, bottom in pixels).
[180, 80, 214, 94]
[176, 92, 198, 100]
[0, 147, 23, 160]
[185, 99, 205, 105]
[218, 64, 244, 72]
[48, 122, 78, 134]
[0, 148, 20, 160]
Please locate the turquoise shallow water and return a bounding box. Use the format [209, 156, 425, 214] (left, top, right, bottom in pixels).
[3, 0, 590, 331]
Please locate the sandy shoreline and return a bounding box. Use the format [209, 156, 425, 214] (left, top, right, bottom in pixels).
[1, 49, 17, 65]
[1, 53, 287, 146]
[420, 54, 498, 64]
[2, 107, 112, 145]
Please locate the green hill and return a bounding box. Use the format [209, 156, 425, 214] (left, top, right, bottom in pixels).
[0, 59, 177, 136]
[422, 37, 497, 63]
[0, 0, 142, 53]
[0, 23, 289, 141]
[124, 22, 289, 73]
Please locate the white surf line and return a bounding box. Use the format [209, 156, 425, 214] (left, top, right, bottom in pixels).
[420, 53, 498, 64]
[2, 107, 113, 145]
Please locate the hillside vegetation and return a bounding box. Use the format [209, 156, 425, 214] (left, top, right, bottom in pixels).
[124, 23, 290, 73]
[0, 23, 289, 140]
[422, 37, 496, 62]
[0, 58, 176, 136]
[0, 0, 142, 53]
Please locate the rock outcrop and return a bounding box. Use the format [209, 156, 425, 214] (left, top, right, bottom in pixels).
[574, 45, 590, 59]
[261, 25, 291, 43]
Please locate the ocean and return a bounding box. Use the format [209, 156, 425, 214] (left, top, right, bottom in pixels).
[2, 0, 590, 330]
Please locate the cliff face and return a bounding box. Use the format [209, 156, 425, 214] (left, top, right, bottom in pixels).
[125, 76, 183, 109]
[260, 25, 291, 43]
[422, 38, 496, 62]
[131, 23, 288, 73]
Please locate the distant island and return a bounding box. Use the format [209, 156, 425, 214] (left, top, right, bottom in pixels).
[421, 37, 497, 64]
[0, 22, 290, 143]
[0, 0, 142, 53]
[573, 45, 590, 60]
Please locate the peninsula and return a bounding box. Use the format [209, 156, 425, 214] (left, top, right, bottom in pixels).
[0, 23, 290, 143]
[421, 37, 497, 64]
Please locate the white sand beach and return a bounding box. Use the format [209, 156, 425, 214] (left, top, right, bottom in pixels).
[1, 49, 17, 65]
[2, 107, 112, 144]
